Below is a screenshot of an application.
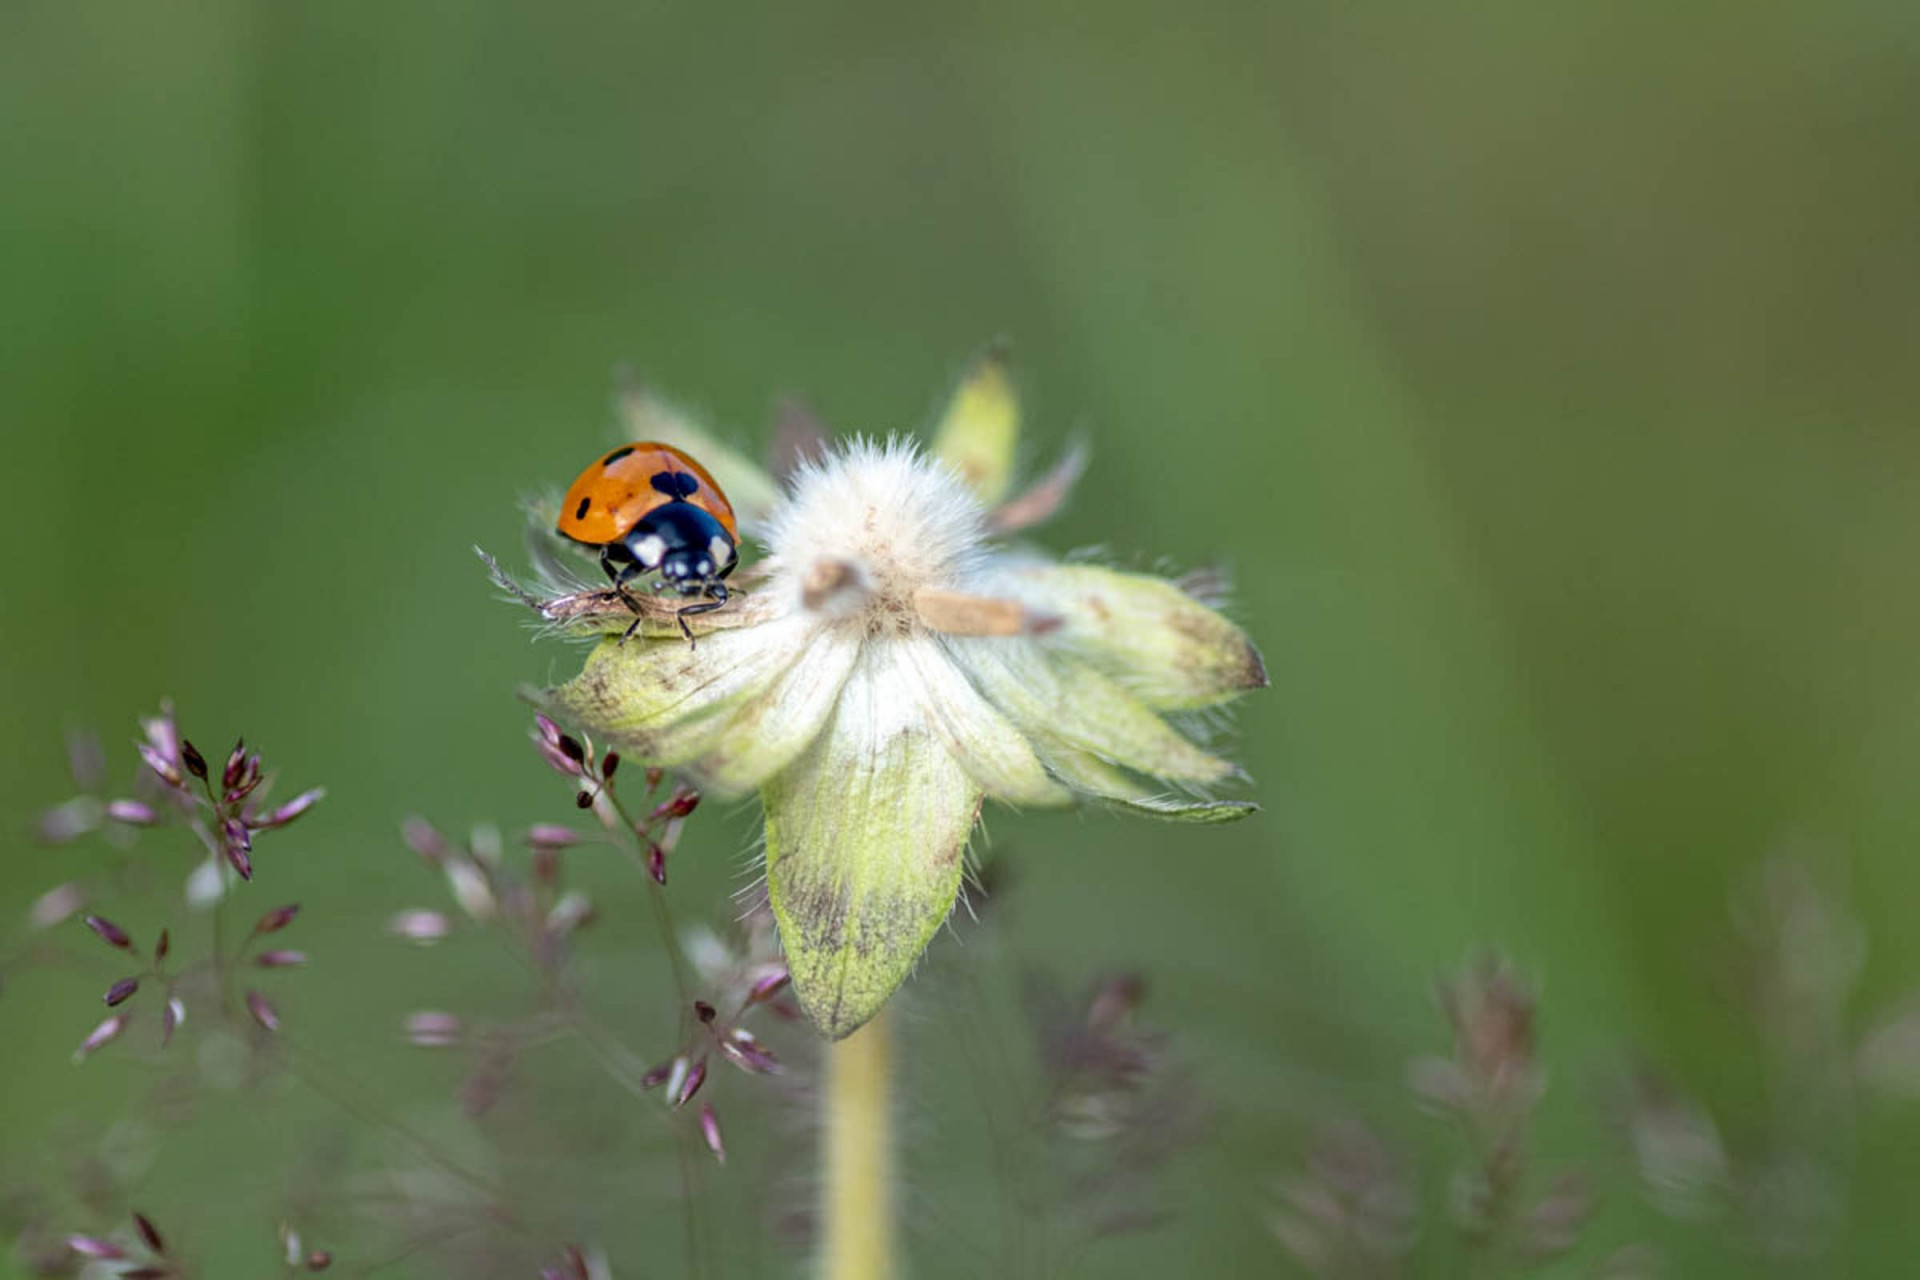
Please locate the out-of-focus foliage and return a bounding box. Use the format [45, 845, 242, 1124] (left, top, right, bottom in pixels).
[4, 1, 1920, 1276]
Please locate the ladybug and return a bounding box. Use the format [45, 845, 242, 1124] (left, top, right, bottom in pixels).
[555, 442, 739, 627]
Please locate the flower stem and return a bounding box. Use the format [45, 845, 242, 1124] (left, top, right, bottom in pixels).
[821, 1010, 895, 1280]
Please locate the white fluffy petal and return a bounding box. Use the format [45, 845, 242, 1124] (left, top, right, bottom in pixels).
[897, 637, 1071, 806]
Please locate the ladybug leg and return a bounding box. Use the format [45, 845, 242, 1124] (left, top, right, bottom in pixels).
[670, 581, 730, 649]
[599, 547, 645, 611]
[599, 547, 652, 645]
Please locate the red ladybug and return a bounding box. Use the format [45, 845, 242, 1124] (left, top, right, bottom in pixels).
[555, 442, 739, 621]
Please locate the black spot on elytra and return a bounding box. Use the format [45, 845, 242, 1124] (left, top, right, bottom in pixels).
[575, 496, 592, 520]
[602, 445, 636, 466]
[649, 471, 700, 499]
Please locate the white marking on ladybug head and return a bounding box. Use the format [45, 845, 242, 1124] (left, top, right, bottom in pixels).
[709, 534, 733, 567]
[632, 533, 668, 568]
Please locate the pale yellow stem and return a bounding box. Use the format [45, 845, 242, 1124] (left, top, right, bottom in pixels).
[820, 1010, 895, 1280]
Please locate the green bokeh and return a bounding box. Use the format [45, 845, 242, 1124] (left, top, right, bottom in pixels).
[5, 1, 1920, 1275]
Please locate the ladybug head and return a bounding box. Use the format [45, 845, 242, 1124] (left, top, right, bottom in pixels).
[658, 546, 720, 596]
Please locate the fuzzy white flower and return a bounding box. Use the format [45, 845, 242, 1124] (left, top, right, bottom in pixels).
[517, 352, 1265, 1038]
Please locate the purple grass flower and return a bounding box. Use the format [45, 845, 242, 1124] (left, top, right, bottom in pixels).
[641, 1060, 676, 1090]
[672, 1058, 708, 1108]
[140, 704, 179, 766]
[73, 1013, 130, 1062]
[104, 798, 160, 825]
[245, 990, 280, 1032]
[66, 1235, 126, 1260]
[222, 738, 247, 789]
[390, 909, 451, 943]
[719, 1028, 782, 1075]
[37, 796, 102, 843]
[223, 817, 255, 879]
[138, 742, 182, 789]
[546, 892, 595, 935]
[646, 841, 667, 885]
[29, 882, 84, 929]
[67, 727, 108, 792]
[747, 968, 791, 1004]
[699, 1102, 725, 1164]
[155, 928, 171, 962]
[253, 903, 301, 935]
[531, 715, 587, 777]
[104, 977, 140, 1007]
[526, 823, 580, 850]
[651, 787, 701, 821]
[405, 1011, 462, 1048]
[401, 816, 451, 864]
[180, 739, 208, 781]
[253, 950, 308, 968]
[162, 998, 184, 1046]
[132, 1211, 166, 1255]
[224, 841, 254, 880]
[256, 787, 325, 829]
[83, 915, 134, 951]
[444, 859, 497, 921]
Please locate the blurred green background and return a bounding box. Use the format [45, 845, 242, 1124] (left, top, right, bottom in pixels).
[6, 1, 1920, 1276]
